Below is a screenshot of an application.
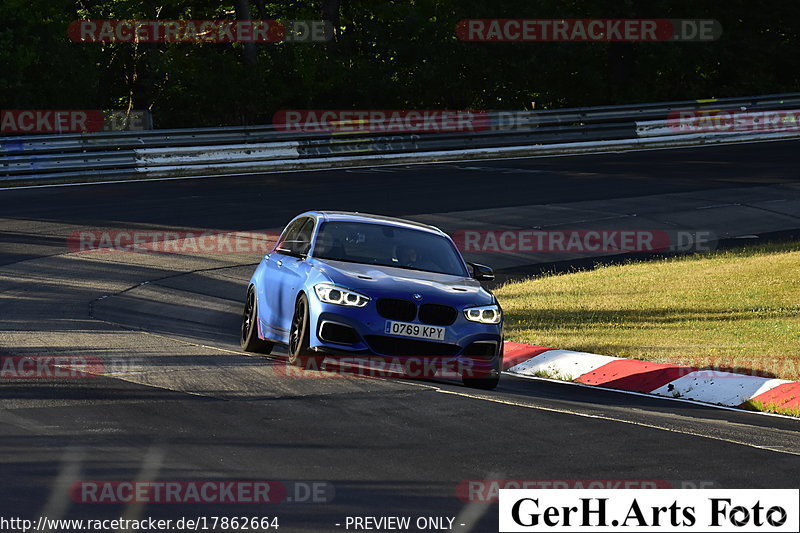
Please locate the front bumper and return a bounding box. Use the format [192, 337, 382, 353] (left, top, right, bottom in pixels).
[307, 296, 503, 377]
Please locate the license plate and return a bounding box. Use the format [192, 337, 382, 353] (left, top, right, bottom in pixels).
[384, 320, 446, 341]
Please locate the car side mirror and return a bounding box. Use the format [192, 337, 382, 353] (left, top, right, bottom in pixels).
[469, 262, 495, 281]
[276, 245, 293, 255]
[279, 249, 307, 259]
[276, 240, 309, 259]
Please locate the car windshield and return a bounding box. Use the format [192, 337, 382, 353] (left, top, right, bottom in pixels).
[313, 221, 467, 277]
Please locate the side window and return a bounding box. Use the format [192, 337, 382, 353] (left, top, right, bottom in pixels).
[276, 217, 315, 255]
[276, 218, 306, 253]
[294, 218, 315, 255]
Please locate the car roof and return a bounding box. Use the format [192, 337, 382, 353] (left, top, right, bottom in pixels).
[305, 211, 446, 236]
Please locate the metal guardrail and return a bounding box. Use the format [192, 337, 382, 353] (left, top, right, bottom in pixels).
[2, 93, 800, 185]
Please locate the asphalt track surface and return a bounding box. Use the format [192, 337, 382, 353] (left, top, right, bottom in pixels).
[1, 141, 799, 532]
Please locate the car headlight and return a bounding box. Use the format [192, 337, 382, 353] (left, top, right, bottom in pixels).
[464, 304, 502, 324]
[314, 283, 370, 307]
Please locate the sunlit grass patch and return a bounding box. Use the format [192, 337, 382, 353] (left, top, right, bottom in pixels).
[496, 242, 800, 384]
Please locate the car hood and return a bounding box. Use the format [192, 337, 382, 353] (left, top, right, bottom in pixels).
[311, 259, 495, 307]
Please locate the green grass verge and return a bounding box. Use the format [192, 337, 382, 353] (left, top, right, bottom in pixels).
[740, 399, 800, 418]
[496, 242, 800, 382]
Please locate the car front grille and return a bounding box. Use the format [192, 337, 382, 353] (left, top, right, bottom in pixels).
[377, 298, 458, 326]
[418, 303, 457, 326]
[376, 298, 417, 321]
[364, 335, 460, 357]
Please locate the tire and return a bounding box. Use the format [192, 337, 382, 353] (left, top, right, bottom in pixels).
[288, 293, 324, 370]
[241, 287, 274, 354]
[462, 353, 501, 390]
[462, 374, 500, 390]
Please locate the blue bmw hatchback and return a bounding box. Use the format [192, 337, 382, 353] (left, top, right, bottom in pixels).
[240, 211, 503, 389]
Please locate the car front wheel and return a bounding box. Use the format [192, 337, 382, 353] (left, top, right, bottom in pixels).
[462, 373, 500, 390]
[288, 293, 325, 370]
[462, 352, 501, 390]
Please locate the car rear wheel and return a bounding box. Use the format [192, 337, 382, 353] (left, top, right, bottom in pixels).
[288, 293, 324, 370]
[241, 288, 274, 354]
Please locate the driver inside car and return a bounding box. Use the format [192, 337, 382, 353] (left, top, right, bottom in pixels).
[396, 245, 419, 268]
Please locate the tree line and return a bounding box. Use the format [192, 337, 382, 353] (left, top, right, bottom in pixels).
[2, 0, 798, 128]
